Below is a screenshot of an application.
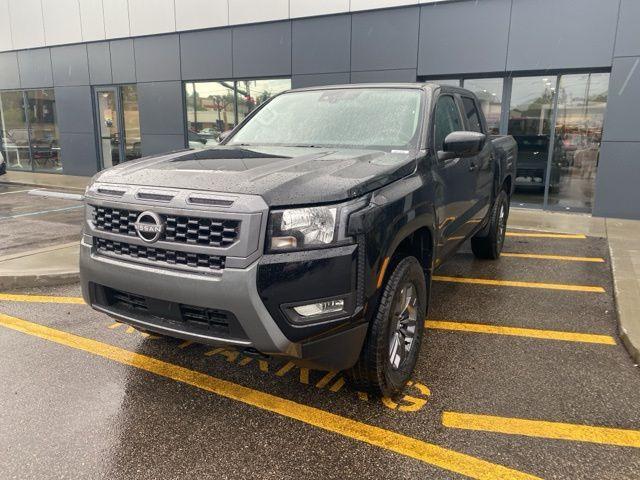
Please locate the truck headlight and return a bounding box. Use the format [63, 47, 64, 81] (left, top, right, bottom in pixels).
[267, 199, 367, 252]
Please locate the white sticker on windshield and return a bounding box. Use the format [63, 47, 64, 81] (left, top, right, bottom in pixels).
[391, 150, 409, 154]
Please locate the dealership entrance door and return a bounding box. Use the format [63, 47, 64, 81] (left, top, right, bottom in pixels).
[95, 85, 141, 169]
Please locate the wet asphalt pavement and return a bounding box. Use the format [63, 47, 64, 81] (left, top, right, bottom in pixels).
[0, 183, 83, 256]
[1, 221, 639, 478]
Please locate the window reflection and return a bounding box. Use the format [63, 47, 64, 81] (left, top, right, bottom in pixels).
[237, 79, 291, 124]
[547, 73, 609, 211]
[122, 85, 141, 161]
[0, 91, 31, 171]
[185, 81, 236, 148]
[0, 89, 62, 173]
[509, 76, 557, 206]
[463, 78, 503, 134]
[184, 79, 291, 148]
[26, 89, 61, 172]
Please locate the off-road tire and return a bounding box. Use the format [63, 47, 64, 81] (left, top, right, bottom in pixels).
[348, 256, 427, 398]
[471, 190, 509, 260]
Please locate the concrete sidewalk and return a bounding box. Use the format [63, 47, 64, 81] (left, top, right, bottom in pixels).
[0, 242, 79, 289]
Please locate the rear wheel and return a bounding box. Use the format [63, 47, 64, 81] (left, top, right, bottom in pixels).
[471, 190, 509, 260]
[348, 256, 427, 398]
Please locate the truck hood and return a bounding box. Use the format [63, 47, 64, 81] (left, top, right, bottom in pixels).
[94, 145, 417, 207]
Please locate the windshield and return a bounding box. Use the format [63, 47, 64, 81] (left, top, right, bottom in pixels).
[228, 88, 423, 150]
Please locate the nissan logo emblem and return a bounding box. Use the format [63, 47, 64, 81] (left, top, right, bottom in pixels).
[134, 211, 164, 243]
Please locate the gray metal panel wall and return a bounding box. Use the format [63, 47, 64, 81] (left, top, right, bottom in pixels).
[138, 81, 185, 135]
[292, 15, 351, 75]
[351, 7, 419, 72]
[351, 69, 417, 83]
[134, 34, 181, 83]
[602, 57, 640, 143]
[54, 86, 95, 134]
[507, 0, 619, 71]
[592, 0, 640, 219]
[418, 0, 511, 76]
[0, 52, 20, 89]
[180, 29, 232, 81]
[17, 48, 53, 88]
[614, 0, 640, 57]
[140, 134, 186, 157]
[54, 85, 98, 176]
[51, 45, 90, 87]
[593, 142, 640, 219]
[232, 22, 291, 78]
[87, 42, 113, 85]
[292, 72, 351, 89]
[110, 39, 136, 84]
[59, 133, 99, 176]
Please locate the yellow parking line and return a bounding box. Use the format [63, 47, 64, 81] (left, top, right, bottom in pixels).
[432, 275, 605, 293]
[506, 232, 587, 239]
[0, 293, 85, 304]
[0, 313, 539, 480]
[501, 252, 605, 263]
[425, 320, 616, 345]
[443, 412, 640, 449]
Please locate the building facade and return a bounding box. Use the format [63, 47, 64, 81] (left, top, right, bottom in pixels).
[0, 0, 638, 219]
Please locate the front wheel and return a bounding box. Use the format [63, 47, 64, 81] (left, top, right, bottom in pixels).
[348, 256, 427, 398]
[471, 190, 509, 260]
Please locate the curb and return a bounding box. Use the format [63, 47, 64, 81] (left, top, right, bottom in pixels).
[0, 271, 80, 290]
[0, 243, 80, 291]
[619, 331, 640, 366]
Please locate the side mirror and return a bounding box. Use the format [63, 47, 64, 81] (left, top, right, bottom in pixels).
[218, 129, 233, 143]
[438, 131, 486, 161]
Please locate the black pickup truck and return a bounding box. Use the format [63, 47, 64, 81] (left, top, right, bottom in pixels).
[80, 83, 516, 397]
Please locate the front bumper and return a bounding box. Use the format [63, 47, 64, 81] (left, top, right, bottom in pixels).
[80, 237, 367, 370]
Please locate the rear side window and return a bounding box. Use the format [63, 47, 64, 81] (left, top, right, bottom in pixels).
[433, 95, 463, 151]
[462, 97, 483, 133]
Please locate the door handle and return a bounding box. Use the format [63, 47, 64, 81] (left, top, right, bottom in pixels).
[469, 161, 477, 171]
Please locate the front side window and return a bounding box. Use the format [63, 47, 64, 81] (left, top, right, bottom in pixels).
[461, 97, 483, 133]
[433, 95, 463, 151]
[462, 78, 503, 134]
[229, 88, 423, 150]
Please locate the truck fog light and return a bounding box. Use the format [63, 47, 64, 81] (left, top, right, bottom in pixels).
[293, 299, 344, 317]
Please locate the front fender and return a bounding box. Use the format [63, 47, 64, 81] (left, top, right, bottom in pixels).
[348, 172, 436, 322]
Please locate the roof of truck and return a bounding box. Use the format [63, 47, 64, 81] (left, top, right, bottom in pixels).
[288, 82, 448, 93]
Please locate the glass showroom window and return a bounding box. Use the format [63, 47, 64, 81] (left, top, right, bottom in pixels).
[185, 81, 236, 148]
[462, 78, 503, 134]
[0, 89, 61, 173]
[26, 89, 61, 172]
[547, 73, 610, 212]
[0, 91, 31, 171]
[236, 79, 292, 124]
[121, 85, 141, 162]
[184, 79, 291, 148]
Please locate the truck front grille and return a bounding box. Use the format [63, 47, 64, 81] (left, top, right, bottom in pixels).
[94, 237, 225, 271]
[91, 206, 240, 247]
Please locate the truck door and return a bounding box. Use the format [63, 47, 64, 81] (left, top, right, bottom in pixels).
[431, 94, 476, 258]
[459, 95, 493, 228]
